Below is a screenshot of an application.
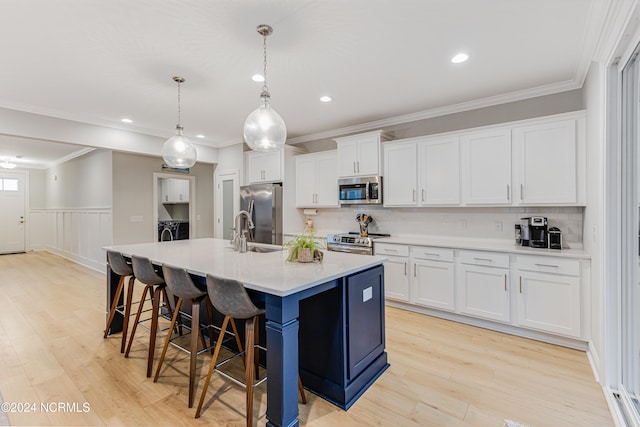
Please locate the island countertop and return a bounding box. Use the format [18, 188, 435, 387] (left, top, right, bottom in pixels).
[106, 238, 387, 297]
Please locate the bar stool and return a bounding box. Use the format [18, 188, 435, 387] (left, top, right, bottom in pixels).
[153, 264, 236, 407]
[125, 255, 175, 377]
[104, 250, 135, 353]
[195, 275, 306, 425]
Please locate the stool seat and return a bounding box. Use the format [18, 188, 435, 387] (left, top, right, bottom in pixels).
[104, 250, 135, 353]
[154, 264, 220, 408]
[125, 255, 174, 377]
[196, 275, 306, 426]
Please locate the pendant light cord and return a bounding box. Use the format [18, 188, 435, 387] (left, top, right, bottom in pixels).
[262, 32, 268, 95]
[176, 80, 182, 129]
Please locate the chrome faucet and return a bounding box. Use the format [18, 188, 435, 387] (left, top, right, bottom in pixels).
[231, 210, 255, 251]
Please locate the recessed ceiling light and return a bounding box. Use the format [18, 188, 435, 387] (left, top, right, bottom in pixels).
[121, 118, 133, 123]
[251, 74, 265, 83]
[320, 96, 332, 103]
[196, 134, 205, 139]
[451, 53, 469, 64]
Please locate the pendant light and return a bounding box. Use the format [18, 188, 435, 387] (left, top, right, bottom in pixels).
[243, 24, 287, 152]
[0, 159, 16, 169]
[162, 76, 197, 168]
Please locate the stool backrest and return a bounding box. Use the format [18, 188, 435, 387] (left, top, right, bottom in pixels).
[162, 264, 206, 300]
[107, 250, 133, 277]
[205, 274, 263, 320]
[131, 255, 164, 285]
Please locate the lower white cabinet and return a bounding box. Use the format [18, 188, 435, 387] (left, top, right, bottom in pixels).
[457, 251, 510, 323]
[411, 247, 455, 311]
[514, 256, 581, 338]
[375, 243, 410, 302]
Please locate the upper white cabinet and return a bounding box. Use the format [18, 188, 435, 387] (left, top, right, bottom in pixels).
[334, 130, 390, 177]
[383, 141, 418, 206]
[247, 150, 282, 183]
[461, 128, 512, 205]
[419, 136, 460, 205]
[295, 151, 339, 208]
[161, 179, 189, 203]
[512, 118, 580, 205]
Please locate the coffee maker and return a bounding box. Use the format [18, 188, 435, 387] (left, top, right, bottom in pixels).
[528, 217, 548, 248]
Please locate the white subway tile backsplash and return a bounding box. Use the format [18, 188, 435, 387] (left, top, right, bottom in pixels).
[292, 206, 584, 245]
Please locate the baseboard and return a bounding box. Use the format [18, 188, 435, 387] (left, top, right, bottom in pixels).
[33, 247, 106, 274]
[587, 341, 602, 384]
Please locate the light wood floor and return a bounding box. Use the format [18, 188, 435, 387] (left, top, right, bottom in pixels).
[0, 251, 612, 426]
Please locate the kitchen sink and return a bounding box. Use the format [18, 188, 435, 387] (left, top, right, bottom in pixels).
[247, 245, 282, 253]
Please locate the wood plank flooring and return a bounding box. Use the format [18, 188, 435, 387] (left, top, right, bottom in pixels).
[0, 251, 612, 426]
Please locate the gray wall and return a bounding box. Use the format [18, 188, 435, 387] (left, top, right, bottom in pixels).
[112, 152, 214, 245]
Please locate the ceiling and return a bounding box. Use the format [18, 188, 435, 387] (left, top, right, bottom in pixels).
[0, 0, 609, 168]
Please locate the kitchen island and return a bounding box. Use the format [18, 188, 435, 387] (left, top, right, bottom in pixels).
[105, 238, 388, 427]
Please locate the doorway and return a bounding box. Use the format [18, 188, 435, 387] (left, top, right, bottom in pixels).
[153, 173, 196, 242]
[0, 171, 27, 254]
[215, 169, 239, 240]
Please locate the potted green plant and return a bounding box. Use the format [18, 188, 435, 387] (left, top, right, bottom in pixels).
[284, 230, 324, 263]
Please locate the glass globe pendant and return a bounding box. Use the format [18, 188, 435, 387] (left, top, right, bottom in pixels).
[243, 25, 287, 152]
[162, 76, 197, 168]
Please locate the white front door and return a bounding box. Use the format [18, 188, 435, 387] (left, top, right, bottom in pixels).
[0, 172, 26, 254]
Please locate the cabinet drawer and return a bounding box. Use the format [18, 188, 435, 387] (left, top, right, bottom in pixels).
[374, 243, 409, 257]
[458, 250, 509, 268]
[515, 255, 579, 276]
[411, 246, 454, 262]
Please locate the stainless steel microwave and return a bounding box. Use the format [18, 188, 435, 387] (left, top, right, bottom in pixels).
[338, 176, 383, 205]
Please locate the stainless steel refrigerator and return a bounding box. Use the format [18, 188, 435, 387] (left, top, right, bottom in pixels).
[239, 183, 283, 245]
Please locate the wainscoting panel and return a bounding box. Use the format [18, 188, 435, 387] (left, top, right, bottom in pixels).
[29, 209, 112, 272]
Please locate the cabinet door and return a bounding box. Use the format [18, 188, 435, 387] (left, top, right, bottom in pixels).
[383, 257, 410, 302]
[356, 136, 380, 176]
[383, 142, 417, 206]
[461, 128, 512, 205]
[419, 136, 460, 205]
[337, 140, 358, 177]
[248, 151, 282, 183]
[315, 152, 338, 207]
[412, 259, 454, 311]
[513, 119, 577, 204]
[516, 271, 581, 338]
[175, 179, 189, 202]
[161, 179, 171, 203]
[457, 264, 510, 322]
[295, 156, 316, 207]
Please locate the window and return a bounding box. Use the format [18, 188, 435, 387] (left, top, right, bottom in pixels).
[0, 178, 19, 191]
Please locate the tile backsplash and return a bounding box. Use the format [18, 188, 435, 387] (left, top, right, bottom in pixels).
[295, 206, 584, 248]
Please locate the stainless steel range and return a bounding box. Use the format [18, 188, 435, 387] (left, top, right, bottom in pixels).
[326, 232, 390, 256]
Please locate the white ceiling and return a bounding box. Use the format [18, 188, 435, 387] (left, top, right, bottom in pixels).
[0, 0, 610, 168]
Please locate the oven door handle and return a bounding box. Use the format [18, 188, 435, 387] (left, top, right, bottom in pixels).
[327, 245, 372, 255]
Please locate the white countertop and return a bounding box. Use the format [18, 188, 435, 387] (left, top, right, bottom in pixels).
[374, 235, 590, 259]
[106, 238, 386, 297]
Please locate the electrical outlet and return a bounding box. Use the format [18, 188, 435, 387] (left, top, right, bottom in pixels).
[494, 221, 503, 232]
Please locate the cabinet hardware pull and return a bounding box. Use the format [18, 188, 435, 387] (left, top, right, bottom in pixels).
[504, 274, 507, 291]
[520, 184, 524, 201]
[413, 189, 416, 201]
[534, 263, 559, 268]
[519, 276, 522, 293]
[404, 262, 407, 276]
[473, 257, 492, 262]
[384, 248, 398, 253]
[357, 161, 360, 173]
[422, 189, 425, 202]
[423, 253, 440, 257]
[414, 263, 417, 277]
[507, 185, 510, 201]
[353, 162, 356, 173]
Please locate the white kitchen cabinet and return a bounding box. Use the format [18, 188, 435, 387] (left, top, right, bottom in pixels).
[383, 141, 418, 206]
[247, 150, 282, 183]
[513, 119, 578, 205]
[334, 130, 390, 177]
[375, 243, 410, 302]
[514, 256, 581, 338]
[457, 251, 510, 323]
[461, 128, 512, 205]
[411, 247, 455, 311]
[419, 136, 460, 205]
[161, 179, 189, 203]
[295, 151, 338, 208]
